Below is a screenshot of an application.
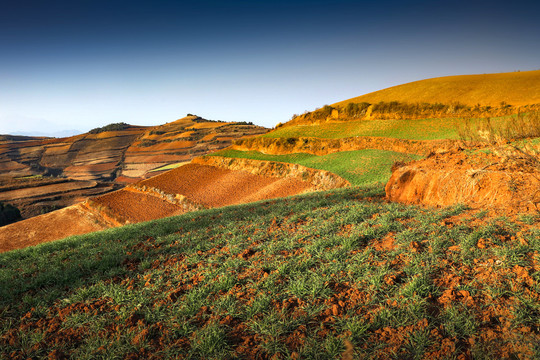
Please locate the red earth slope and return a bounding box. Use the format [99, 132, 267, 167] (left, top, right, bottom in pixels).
[386, 150, 540, 213]
[0, 158, 347, 252]
[0, 116, 267, 182]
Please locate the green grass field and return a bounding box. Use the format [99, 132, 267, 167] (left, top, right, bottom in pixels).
[266, 115, 522, 140]
[210, 149, 422, 186]
[1, 186, 538, 359]
[266, 118, 463, 140]
[149, 162, 187, 172]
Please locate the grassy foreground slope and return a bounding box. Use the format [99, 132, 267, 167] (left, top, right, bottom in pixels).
[1, 186, 539, 359]
[334, 70, 540, 108]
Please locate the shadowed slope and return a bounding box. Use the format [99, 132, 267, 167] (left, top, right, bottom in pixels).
[0, 204, 112, 252]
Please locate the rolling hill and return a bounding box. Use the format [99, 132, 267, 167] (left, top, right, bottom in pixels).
[334, 69, 540, 108]
[0, 115, 267, 182]
[280, 70, 540, 129]
[211, 70, 540, 212]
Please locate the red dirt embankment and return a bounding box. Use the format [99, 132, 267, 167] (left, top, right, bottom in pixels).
[232, 136, 462, 156]
[138, 163, 314, 208]
[193, 156, 350, 190]
[90, 188, 186, 224]
[386, 150, 540, 212]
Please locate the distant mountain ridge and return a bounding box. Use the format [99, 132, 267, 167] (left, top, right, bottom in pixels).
[14, 130, 82, 138]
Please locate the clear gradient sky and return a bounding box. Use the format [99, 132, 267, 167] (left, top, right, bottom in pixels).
[1, 0, 539, 135]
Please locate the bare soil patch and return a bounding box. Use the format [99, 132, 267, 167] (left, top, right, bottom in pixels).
[386, 150, 540, 213]
[91, 189, 185, 224]
[139, 163, 313, 208]
[0, 204, 109, 253]
[0, 162, 313, 251]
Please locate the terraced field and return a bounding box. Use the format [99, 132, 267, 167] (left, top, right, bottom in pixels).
[0, 116, 268, 220]
[0, 116, 267, 183]
[267, 114, 530, 140]
[268, 117, 464, 140]
[0, 161, 336, 252]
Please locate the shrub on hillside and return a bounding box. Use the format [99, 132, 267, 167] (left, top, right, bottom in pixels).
[0, 202, 21, 226]
[371, 101, 466, 116]
[343, 102, 371, 118]
[284, 101, 538, 128]
[88, 122, 130, 134]
[231, 121, 254, 126]
[316, 105, 335, 119]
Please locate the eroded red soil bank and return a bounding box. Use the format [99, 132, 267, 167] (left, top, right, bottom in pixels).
[386, 150, 540, 213]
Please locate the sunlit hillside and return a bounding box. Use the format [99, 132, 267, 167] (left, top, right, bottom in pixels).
[334, 70, 540, 107]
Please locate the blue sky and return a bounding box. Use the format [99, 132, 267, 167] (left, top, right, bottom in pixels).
[1, 0, 539, 135]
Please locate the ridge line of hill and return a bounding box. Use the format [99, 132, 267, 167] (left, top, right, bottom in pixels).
[334, 69, 540, 108]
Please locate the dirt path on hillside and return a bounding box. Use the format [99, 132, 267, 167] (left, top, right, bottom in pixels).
[0, 204, 110, 252]
[139, 163, 313, 208]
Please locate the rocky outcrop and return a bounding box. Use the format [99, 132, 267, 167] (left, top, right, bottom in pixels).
[385, 151, 540, 212]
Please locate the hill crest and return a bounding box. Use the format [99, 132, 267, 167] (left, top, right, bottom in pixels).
[282, 70, 540, 128]
[335, 70, 540, 108]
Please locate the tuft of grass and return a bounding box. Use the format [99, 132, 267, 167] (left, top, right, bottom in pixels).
[458, 111, 540, 143]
